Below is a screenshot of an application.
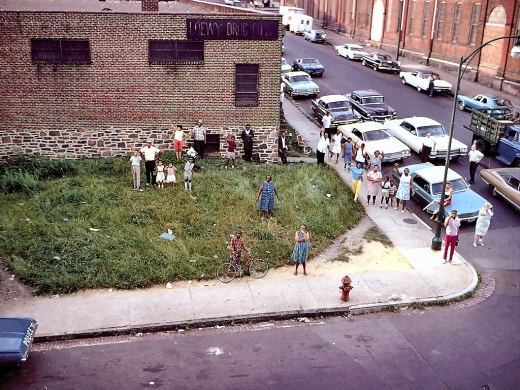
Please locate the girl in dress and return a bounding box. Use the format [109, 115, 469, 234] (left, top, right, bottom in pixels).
[394, 163, 414, 212]
[473, 203, 494, 247]
[155, 160, 165, 190]
[330, 130, 342, 164]
[292, 224, 310, 276]
[342, 137, 353, 170]
[165, 162, 177, 189]
[366, 165, 382, 206]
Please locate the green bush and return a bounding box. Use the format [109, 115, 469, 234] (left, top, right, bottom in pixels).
[1, 171, 41, 194]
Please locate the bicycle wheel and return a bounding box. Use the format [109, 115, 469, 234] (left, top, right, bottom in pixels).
[216, 263, 237, 283]
[249, 259, 269, 279]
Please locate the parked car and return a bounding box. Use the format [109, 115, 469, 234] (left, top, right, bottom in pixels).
[456, 94, 515, 112]
[282, 71, 320, 98]
[311, 95, 357, 127]
[385, 117, 468, 160]
[400, 71, 452, 94]
[338, 121, 411, 162]
[292, 58, 325, 77]
[335, 43, 368, 60]
[361, 53, 400, 73]
[224, 0, 242, 6]
[346, 89, 397, 121]
[392, 163, 492, 222]
[479, 168, 520, 211]
[303, 30, 326, 43]
[281, 57, 291, 74]
[0, 317, 38, 365]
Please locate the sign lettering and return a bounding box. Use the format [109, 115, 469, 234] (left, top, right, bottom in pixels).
[187, 19, 278, 40]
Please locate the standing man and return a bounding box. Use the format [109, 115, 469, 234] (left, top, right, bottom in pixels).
[468, 144, 484, 184]
[322, 111, 333, 140]
[443, 210, 460, 264]
[428, 74, 435, 98]
[316, 130, 330, 165]
[140, 141, 161, 187]
[192, 119, 206, 159]
[241, 124, 255, 162]
[419, 132, 436, 163]
[278, 130, 288, 164]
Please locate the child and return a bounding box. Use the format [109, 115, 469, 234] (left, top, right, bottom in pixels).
[165, 162, 177, 189]
[225, 134, 237, 169]
[380, 176, 391, 209]
[184, 157, 203, 192]
[155, 160, 165, 190]
[129, 150, 142, 191]
[388, 179, 397, 207]
[186, 143, 197, 161]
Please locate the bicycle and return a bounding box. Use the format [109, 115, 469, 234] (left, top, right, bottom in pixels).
[216, 252, 269, 283]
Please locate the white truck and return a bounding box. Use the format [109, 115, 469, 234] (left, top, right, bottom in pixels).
[279, 6, 305, 29]
[289, 14, 313, 35]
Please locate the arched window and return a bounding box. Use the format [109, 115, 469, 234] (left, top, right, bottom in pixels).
[488, 5, 506, 25]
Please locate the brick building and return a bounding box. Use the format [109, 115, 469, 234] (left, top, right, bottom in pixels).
[0, 0, 283, 161]
[284, 0, 520, 95]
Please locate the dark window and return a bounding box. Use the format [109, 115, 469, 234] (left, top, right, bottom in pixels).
[421, 1, 430, 37]
[435, 2, 446, 40]
[235, 64, 259, 107]
[149, 40, 204, 64]
[451, 3, 462, 43]
[31, 39, 90, 63]
[408, 0, 416, 35]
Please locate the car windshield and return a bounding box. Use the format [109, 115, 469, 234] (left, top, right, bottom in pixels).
[301, 59, 319, 65]
[362, 97, 384, 104]
[363, 130, 391, 141]
[315, 32, 324, 37]
[417, 125, 446, 137]
[290, 75, 311, 83]
[351, 47, 362, 52]
[422, 73, 440, 80]
[378, 54, 392, 61]
[328, 101, 350, 109]
[431, 178, 468, 195]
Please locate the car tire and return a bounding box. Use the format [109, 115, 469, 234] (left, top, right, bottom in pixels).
[417, 86, 422, 93]
[514, 159, 520, 168]
[401, 77, 407, 85]
[492, 187, 499, 197]
[362, 60, 366, 66]
[459, 101, 465, 111]
[373, 65, 378, 71]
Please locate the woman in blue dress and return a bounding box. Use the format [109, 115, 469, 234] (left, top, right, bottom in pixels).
[256, 175, 280, 220]
[342, 137, 353, 169]
[393, 163, 414, 212]
[292, 224, 310, 276]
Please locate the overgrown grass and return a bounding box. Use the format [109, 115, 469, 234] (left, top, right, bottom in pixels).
[363, 226, 393, 247]
[0, 155, 363, 294]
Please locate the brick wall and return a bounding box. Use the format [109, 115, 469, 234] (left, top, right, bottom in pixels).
[0, 11, 283, 161]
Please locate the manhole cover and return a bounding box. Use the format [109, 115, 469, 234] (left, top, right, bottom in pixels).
[403, 218, 417, 224]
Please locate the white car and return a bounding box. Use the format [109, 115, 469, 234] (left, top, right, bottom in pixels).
[338, 122, 411, 163]
[385, 117, 468, 160]
[400, 71, 452, 94]
[335, 43, 368, 61]
[281, 57, 291, 74]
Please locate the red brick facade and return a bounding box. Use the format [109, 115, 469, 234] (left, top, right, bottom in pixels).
[285, 0, 520, 94]
[0, 4, 283, 161]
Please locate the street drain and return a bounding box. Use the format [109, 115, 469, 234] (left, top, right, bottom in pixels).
[403, 218, 417, 224]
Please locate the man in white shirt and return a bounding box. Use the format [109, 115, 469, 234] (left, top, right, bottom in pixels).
[140, 142, 161, 186]
[420, 132, 436, 163]
[322, 111, 333, 139]
[316, 130, 330, 165]
[468, 144, 484, 184]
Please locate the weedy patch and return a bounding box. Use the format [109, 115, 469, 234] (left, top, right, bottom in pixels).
[363, 226, 393, 247]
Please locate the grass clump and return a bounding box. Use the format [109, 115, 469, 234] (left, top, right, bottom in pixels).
[363, 226, 393, 247]
[0, 156, 363, 294]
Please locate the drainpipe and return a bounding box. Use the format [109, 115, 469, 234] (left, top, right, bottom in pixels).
[426, 0, 439, 65]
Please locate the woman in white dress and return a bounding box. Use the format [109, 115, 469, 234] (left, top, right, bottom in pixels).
[330, 130, 342, 164]
[393, 163, 414, 212]
[473, 203, 493, 247]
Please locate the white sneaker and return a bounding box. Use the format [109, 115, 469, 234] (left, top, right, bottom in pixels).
[394, 207, 398, 210]
[385, 205, 388, 209]
[473, 243, 477, 248]
[365, 202, 369, 206]
[401, 210, 405, 213]
[225, 166, 228, 170]
[232, 166, 235, 169]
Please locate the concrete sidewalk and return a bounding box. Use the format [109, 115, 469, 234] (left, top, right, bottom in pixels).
[0, 99, 478, 340]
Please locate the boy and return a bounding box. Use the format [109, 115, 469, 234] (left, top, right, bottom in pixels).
[388, 179, 397, 207]
[184, 157, 203, 192]
[129, 150, 142, 190]
[225, 135, 237, 169]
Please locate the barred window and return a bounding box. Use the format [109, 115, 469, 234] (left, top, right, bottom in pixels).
[421, 2, 430, 37]
[468, 3, 481, 45]
[396, 0, 404, 33]
[451, 3, 462, 43]
[235, 64, 259, 107]
[31, 39, 90, 63]
[149, 40, 204, 64]
[435, 2, 446, 40]
[365, 0, 371, 28]
[385, 0, 393, 33]
[408, 0, 416, 35]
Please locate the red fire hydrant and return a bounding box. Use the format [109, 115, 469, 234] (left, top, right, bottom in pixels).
[339, 275, 353, 302]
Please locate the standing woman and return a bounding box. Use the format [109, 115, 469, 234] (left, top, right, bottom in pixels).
[394, 163, 414, 212]
[292, 224, 310, 276]
[354, 142, 366, 170]
[365, 165, 382, 206]
[473, 203, 494, 247]
[342, 137, 353, 170]
[330, 129, 342, 163]
[256, 175, 280, 220]
[172, 122, 186, 161]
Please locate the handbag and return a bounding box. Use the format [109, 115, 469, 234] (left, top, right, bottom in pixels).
[455, 235, 459, 246]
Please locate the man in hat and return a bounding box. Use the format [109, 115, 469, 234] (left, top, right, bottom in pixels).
[192, 119, 206, 159]
[241, 124, 255, 162]
[140, 141, 161, 186]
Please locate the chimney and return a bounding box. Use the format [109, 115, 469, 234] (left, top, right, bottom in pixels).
[142, 0, 159, 12]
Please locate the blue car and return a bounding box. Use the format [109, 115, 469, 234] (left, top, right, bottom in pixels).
[456, 94, 514, 112]
[292, 58, 325, 77]
[0, 317, 38, 365]
[392, 163, 492, 222]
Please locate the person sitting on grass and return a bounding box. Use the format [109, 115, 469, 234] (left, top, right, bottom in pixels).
[228, 231, 250, 269]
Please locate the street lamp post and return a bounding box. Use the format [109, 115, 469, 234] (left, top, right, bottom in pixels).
[431, 35, 520, 251]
